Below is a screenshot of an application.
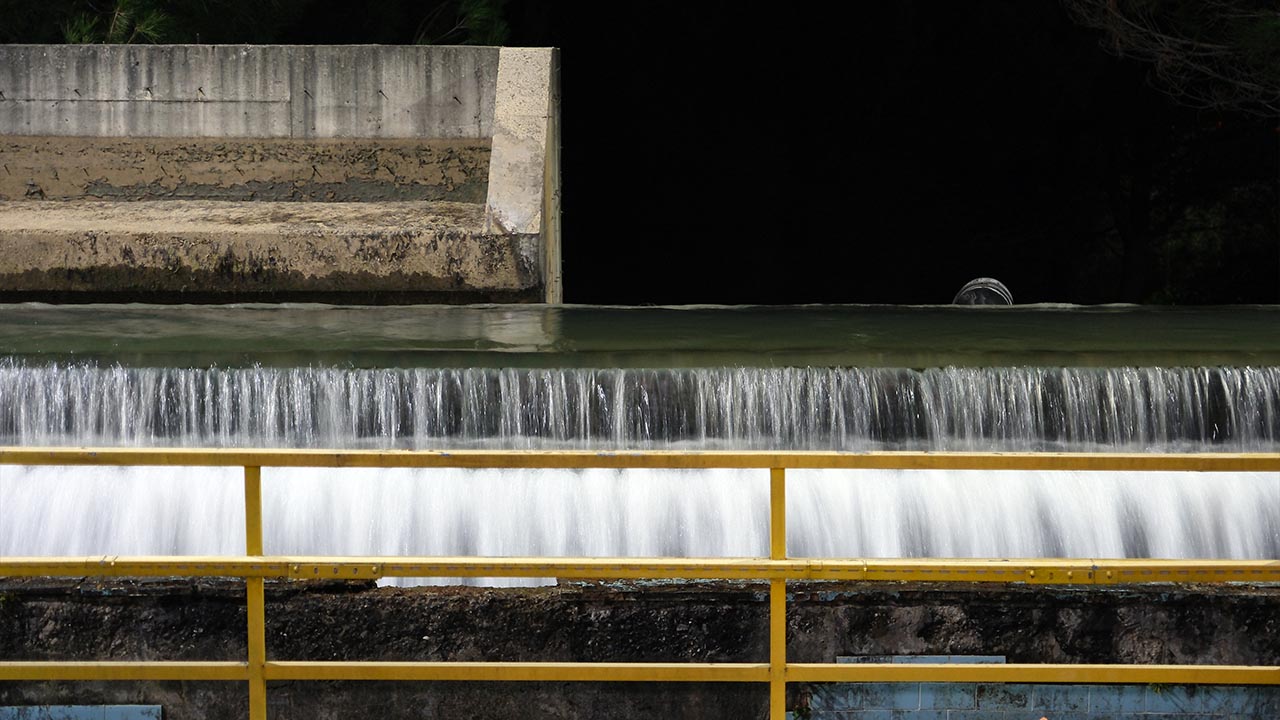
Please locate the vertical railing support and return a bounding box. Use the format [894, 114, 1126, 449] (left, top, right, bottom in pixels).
[244, 466, 267, 720]
[769, 467, 786, 562]
[769, 467, 786, 720]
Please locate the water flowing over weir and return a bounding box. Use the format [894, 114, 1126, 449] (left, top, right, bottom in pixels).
[2, 360, 1279, 585]
[1, 363, 1279, 451]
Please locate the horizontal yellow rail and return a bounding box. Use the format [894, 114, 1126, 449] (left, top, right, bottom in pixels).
[263, 661, 771, 682]
[2, 447, 1278, 720]
[0, 661, 250, 681]
[0, 446, 1278, 471]
[4, 556, 1279, 584]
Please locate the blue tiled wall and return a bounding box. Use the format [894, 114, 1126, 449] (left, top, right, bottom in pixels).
[806, 681, 1280, 719]
[800, 656, 1279, 718]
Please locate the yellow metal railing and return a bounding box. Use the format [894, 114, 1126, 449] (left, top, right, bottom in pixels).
[2, 448, 1279, 720]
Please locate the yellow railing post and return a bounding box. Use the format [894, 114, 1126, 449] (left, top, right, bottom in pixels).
[245, 465, 263, 557]
[244, 465, 267, 720]
[769, 467, 786, 561]
[769, 467, 786, 720]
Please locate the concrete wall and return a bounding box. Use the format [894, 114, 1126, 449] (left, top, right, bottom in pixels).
[0, 45, 498, 139]
[0, 45, 560, 303]
[484, 47, 561, 302]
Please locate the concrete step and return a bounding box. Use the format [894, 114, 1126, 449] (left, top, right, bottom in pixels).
[0, 200, 541, 301]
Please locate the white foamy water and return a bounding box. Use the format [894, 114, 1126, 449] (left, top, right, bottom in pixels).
[2, 362, 1278, 585]
[4, 465, 1276, 586]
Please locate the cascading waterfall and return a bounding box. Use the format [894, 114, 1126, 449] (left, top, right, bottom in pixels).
[2, 360, 1278, 585]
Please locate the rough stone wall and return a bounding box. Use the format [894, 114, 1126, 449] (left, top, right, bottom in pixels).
[1, 580, 1276, 719]
[1, 137, 491, 203]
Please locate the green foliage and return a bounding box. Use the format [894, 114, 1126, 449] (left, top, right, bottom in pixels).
[61, 0, 177, 44]
[459, 0, 510, 46]
[61, 12, 101, 44]
[413, 0, 509, 46]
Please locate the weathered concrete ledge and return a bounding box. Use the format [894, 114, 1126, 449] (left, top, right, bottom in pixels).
[2, 137, 491, 203]
[1, 579, 1276, 719]
[0, 45, 560, 303]
[0, 201, 540, 300]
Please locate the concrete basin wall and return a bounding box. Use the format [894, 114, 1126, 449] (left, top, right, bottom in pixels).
[0, 45, 499, 139]
[1, 580, 1276, 719]
[0, 45, 560, 303]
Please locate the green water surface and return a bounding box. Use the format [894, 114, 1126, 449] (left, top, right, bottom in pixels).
[0, 303, 1277, 368]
